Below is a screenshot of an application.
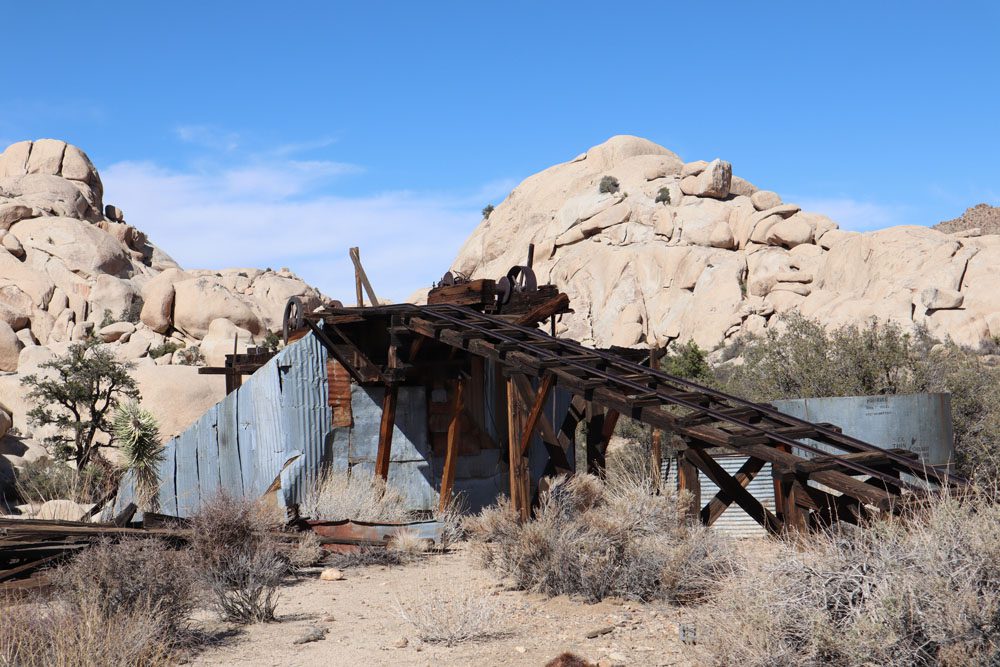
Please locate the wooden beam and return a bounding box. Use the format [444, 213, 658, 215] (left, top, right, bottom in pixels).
[684, 447, 782, 535]
[518, 374, 555, 456]
[701, 456, 766, 526]
[506, 378, 529, 520]
[349, 247, 380, 307]
[439, 379, 465, 512]
[512, 293, 571, 327]
[374, 384, 398, 481]
[510, 374, 572, 472]
[677, 453, 701, 524]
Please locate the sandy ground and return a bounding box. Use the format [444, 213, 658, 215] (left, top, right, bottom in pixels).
[189, 544, 696, 667]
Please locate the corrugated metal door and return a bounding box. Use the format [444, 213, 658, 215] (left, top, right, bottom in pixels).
[666, 454, 775, 538]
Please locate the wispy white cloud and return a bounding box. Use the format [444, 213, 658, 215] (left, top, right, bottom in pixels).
[101, 155, 510, 302]
[790, 196, 909, 231]
[174, 125, 241, 152]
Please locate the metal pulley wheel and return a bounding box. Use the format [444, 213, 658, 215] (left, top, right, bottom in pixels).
[282, 296, 304, 344]
[496, 265, 537, 305]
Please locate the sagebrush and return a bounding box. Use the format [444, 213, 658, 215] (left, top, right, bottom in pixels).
[299, 470, 411, 522]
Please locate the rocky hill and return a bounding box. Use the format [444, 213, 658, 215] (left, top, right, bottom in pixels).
[0, 139, 327, 465]
[935, 203, 1000, 236]
[452, 136, 1000, 353]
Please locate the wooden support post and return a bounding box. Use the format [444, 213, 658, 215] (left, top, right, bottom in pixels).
[677, 449, 701, 524]
[649, 346, 662, 489]
[374, 384, 398, 481]
[506, 378, 530, 520]
[777, 472, 811, 534]
[439, 379, 464, 512]
[585, 409, 607, 478]
[349, 247, 380, 307]
[351, 246, 364, 307]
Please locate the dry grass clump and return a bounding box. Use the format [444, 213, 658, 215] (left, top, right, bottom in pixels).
[190, 495, 287, 623]
[398, 588, 510, 646]
[1, 538, 196, 665]
[0, 599, 175, 667]
[468, 466, 735, 603]
[286, 530, 324, 568]
[325, 529, 430, 570]
[688, 490, 1000, 666]
[299, 470, 412, 522]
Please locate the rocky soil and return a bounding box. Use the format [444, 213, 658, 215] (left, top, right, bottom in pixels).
[451, 136, 1000, 353]
[935, 203, 1000, 236]
[191, 545, 693, 667]
[0, 139, 328, 474]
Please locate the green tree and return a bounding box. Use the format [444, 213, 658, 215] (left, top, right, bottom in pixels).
[21, 341, 139, 468]
[660, 340, 711, 381]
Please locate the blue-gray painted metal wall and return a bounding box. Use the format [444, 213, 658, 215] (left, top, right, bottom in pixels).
[113, 333, 550, 518]
[114, 332, 334, 517]
[771, 393, 954, 468]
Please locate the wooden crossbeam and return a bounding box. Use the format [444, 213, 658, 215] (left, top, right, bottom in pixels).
[700, 456, 767, 526]
[349, 247, 379, 307]
[684, 447, 782, 535]
[518, 375, 556, 456]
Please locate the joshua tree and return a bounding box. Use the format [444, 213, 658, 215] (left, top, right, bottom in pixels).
[21, 340, 139, 468]
[112, 400, 163, 510]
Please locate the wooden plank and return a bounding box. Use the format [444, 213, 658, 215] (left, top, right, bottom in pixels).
[677, 453, 701, 523]
[510, 375, 573, 472]
[684, 447, 782, 535]
[327, 359, 353, 428]
[701, 456, 766, 526]
[439, 379, 465, 512]
[349, 247, 379, 307]
[427, 279, 497, 307]
[512, 292, 571, 326]
[518, 375, 556, 456]
[374, 384, 399, 481]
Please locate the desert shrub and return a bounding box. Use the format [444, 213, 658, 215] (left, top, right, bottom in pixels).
[299, 470, 412, 522]
[687, 490, 1000, 666]
[655, 186, 671, 204]
[598, 175, 620, 194]
[15, 457, 114, 504]
[149, 340, 182, 359]
[189, 495, 287, 623]
[54, 538, 197, 638]
[326, 545, 412, 569]
[174, 345, 204, 366]
[98, 308, 116, 329]
[121, 296, 144, 324]
[261, 330, 281, 353]
[287, 530, 324, 568]
[468, 468, 734, 603]
[398, 589, 510, 646]
[716, 314, 1000, 481]
[482, 204, 494, 218]
[661, 339, 711, 381]
[0, 598, 175, 667]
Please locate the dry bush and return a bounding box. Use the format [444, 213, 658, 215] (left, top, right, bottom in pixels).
[687, 490, 1000, 666]
[398, 588, 510, 646]
[0, 599, 175, 666]
[299, 470, 411, 522]
[54, 538, 196, 638]
[14, 457, 115, 505]
[286, 530, 324, 568]
[326, 545, 412, 569]
[190, 495, 287, 623]
[388, 528, 431, 558]
[468, 466, 735, 603]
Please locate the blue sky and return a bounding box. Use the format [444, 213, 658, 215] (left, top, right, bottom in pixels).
[2, 2, 998, 300]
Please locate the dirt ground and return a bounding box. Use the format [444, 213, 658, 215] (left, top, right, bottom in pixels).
[189, 544, 696, 667]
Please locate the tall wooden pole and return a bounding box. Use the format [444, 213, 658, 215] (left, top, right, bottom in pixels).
[439, 379, 464, 512]
[374, 384, 398, 481]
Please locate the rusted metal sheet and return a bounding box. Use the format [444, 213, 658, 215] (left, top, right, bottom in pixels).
[328, 359, 353, 427]
[306, 519, 444, 552]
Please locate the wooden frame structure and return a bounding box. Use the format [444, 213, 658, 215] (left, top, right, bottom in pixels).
[297, 291, 963, 535]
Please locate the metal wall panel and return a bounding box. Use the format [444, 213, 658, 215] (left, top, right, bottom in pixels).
[771, 393, 954, 468]
[156, 439, 178, 517]
[194, 406, 221, 501]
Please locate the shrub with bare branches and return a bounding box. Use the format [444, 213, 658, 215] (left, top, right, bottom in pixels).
[189, 495, 287, 623]
[687, 490, 1000, 666]
[468, 466, 735, 603]
[398, 589, 510, 646]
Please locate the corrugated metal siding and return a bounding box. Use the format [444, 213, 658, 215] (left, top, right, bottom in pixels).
[667, 454, 775, 538]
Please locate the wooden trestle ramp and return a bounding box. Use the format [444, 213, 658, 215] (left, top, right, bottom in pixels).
[300, 291, 965, 536]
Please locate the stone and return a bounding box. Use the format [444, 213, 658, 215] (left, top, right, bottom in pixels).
[751, 190, 782, 211]
[35, 498, 87, 521]
[652, 208, 674, 238]
[392, 637, 409, 649]
[766, 217, 814, 248]
[729, 175, 757, 197]
[0, 141, 32, 177]
[104, 204, 124, 222]
[679, 159, 732, 199]
[200, 318, 255, 366]
[319, 568, 345, 581]
[71, 321, 94, 341]
[585, 626, 615, 639]
[292, 626, 327, 645]
[98, 321, 135, 342]
[681, 160, 709, 177]
[173, 277, 263, 338]
[140, 268, 187, 333]
[132, 365, 224, 439]
[15, 327, 37, 347]
[921, 287, 964, 310]
[0, 408, 10, 439]
[87, 275, 139, 325]
[25, 139, 66, 175]
[2, 233, 25, 259]
[10, 216, 130, 277]
[0, 321, 21, 371]
[0, 203, 33, 231]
